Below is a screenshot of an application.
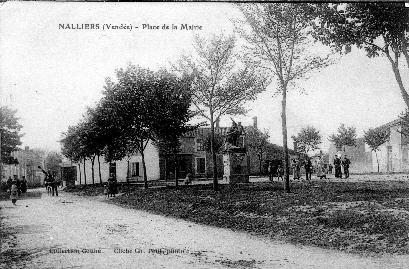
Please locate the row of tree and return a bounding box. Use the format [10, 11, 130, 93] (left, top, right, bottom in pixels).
[236, 2, 407, 191]
[60, 68, 193, 189]
[60, 2, 407, 192]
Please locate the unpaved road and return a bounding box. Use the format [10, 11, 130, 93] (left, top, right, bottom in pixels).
[1, 188, 409, 269]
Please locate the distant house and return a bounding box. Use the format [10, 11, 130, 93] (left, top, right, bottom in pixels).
[73, 116, 297, 184]
[328, 118, 409, 173]
[2, 146, 46, 187]
[368, 119, 409, 172]
[72, 141, 160, 185]
[159, 125, 232, 180]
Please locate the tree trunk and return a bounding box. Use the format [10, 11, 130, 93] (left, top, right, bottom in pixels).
[78, 163, 82, 185]
[83, 158, 87, 185]
[126, 159, 130, 184]
[91, 157, 95, 185]
[210, 113, 218, 190]
[140, 142, 148, 190]
[258, 154, 262, 175]
[126, 158, 130, 194]
[375, 151, 379, 173]
[400, 38, 409, 72]
[174, 154, 179, 189]
[386, 51, 409, 108]
[97, 155, 102, 184]
[164, 157, 167, 181]
[281, 87, 290, 192]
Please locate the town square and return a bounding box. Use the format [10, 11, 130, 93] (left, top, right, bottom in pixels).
[1, 2, 409, 269]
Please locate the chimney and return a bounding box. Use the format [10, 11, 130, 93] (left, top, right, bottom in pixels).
[215, 118, 220, 129]
[252, 116, 258, 129]
[293, 141, 298, 153]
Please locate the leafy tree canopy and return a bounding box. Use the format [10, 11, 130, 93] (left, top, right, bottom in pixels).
[313, 2, 409, 107]
[329, 124, 357, 149]
[0, 106, 23, 164]
[292, 126, 322, 154]
[364, 127, 390, 152]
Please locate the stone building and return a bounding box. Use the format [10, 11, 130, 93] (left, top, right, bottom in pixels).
[328, 118, 409, 174]
[369, 119, 409, 172]
[2, 146, 46, 187]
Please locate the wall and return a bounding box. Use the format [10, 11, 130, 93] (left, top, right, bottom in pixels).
[74, 141, 160, 185]
[372, 125, 409, 172]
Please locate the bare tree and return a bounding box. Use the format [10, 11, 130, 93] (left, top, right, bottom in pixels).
[176, 34, 267, 190]
[236, 3, 333, 192]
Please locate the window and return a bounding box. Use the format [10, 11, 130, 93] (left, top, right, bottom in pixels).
[131, 162, 140, 177]
[196, 138, 205, 151]
[196, 157, 206, 174]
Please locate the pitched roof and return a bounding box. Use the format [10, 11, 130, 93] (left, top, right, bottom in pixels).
[183, 127, 231, 138]
[376, 118, 402, 130]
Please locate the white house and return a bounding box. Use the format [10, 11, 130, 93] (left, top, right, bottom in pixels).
[72, 141, 160, 185]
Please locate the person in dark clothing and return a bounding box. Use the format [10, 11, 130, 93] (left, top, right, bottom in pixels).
[334, 155, 342, 178]
[277, 165, 284, 181]
[20, 176, 27, 193]
[304, 157, 313, 181]
[13, 175, 21, 196]
[7, 176, 12, 192]
[268, 162, 274, 181]
[107, 176, 118, 197]
[342, 156, 351, 179]
[48, 172, 58, 197]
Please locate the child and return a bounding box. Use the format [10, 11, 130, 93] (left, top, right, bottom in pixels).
[184, 173, 192, 185]
[10, 180, 19, 205]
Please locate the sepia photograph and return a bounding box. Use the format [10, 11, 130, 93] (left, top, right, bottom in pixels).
[1, 1, 409, 268]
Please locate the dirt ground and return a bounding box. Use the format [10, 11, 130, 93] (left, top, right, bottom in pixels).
[1, 184, 409, 269]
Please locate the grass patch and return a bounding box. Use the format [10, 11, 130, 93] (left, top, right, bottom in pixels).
[69, 180, 409, 255]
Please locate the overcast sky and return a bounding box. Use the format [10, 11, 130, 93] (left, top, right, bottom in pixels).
[1, 2, 408, 153]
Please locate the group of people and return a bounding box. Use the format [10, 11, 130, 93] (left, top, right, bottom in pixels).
[291, 157, 317, 181]
[333, 155, 351, 179]
[267, 163, 284, 181]
[6, 175, 28, 205]
[267, 154, 352, 181]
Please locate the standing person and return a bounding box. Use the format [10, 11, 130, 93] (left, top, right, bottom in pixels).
[317, 156, 326, 179]
[277, 165, 284, 181]
[107, 175, 118, 197]
[292, 158, 301, 180]
[342, 155, 351, 179]
[304, 157, 312, 181]
[328, 164, 333, 175]
[268, 162, 274, 181]
[7, 176, 12, 192]
[334, 155, 342, 178]
[10, 180, 18, 205]
[48, 172, 58, 197]
[20, 176, 27, 194]
[13, 175, 21, 197]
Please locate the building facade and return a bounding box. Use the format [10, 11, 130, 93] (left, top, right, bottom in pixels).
[1, 146, 46, 187]
[72, 140, 160, 185]
[328, 119, 409, 174]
